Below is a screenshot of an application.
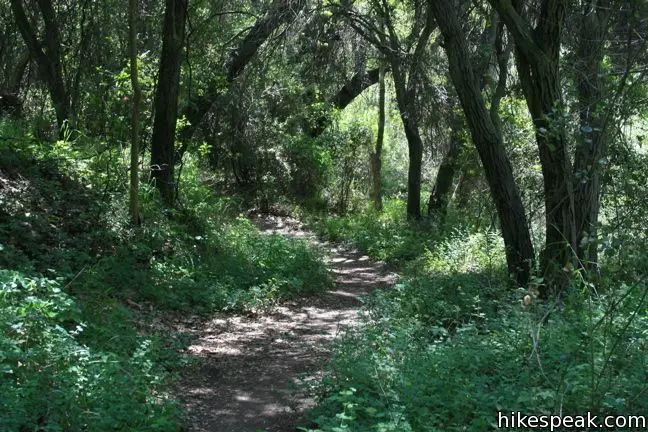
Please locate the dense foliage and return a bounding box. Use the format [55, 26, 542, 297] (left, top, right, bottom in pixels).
[1, 0, 647, 430]
[301, 209, 648, 431]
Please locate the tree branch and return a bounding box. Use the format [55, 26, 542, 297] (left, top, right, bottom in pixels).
[487, 0, 546, 64]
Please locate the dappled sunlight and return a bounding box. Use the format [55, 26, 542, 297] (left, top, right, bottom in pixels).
[178, 215, 397, 432]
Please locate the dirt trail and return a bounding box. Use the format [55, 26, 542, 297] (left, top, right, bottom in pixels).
[176, 215, 397, 432]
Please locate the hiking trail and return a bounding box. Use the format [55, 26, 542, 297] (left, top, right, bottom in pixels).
[175, 215, 397, 431]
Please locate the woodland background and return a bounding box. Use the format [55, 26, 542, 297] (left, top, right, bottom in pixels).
[1, 0, 647, 430]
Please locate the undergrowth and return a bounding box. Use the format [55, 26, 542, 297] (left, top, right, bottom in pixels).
[306, 200, 438, 264]
[0, 120, 330, 430]
[0, 270, 180, 431]
[301, 209, 648, 431]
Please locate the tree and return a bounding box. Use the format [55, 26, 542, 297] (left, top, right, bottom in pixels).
[371, 64, 386, 211]
[10, 0, 69, 131]
[308, 67, 381, 138]
[180, 0, 306, 143]
[427, 111, 464, 223]
[429, 0, 535, 286]
[150, 0, 187, 207]
[342, 0, 436, 219]
[428, 8, 510, 223]
[0, 2, 27, 93]
[129, 0, 142, 224]
[570, 0, 645, 269]
[488, 0, 573, 294]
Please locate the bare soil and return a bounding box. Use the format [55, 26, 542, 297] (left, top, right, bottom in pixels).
[175, 215, 397, 432]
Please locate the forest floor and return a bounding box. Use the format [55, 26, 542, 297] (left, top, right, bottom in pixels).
[174, 215, 398, 432]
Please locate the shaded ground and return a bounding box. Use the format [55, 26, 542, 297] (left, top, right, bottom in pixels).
[0, 146, 109, 272]
[176, 215, 397, 432]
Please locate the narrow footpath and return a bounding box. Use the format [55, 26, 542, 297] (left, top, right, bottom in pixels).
[176, 215, 397, 432]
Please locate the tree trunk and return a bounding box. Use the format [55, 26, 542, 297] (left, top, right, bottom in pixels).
[430, 0, 534, 286]
[390, 59, 424, 220]
[402, 112, 423, 220]
[428, 119, 463, 223]
[371, 65, 386, 212]
[429, 15, 506, 223]
[490, 0, 574, 295]
[573, 1, 611, 269]
[520, 57, 575, 295]
[150, 0, 187, 207]
[10, 0, 69, 131]
[128, 0, 141, 225]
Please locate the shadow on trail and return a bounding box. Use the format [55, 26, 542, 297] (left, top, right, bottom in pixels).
[177, 215, 397, 432]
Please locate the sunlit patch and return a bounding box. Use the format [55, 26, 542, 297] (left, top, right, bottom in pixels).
[178, 215, 396, 430]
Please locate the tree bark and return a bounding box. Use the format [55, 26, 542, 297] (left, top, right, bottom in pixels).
[391, 69, 424, 221]
[430, 0, 534, 286]
[489, 0, 574, 295]
[129, 0, 142, 224]
[387, 19, 435, 220]
[226, 0, 304, 81]
[10, 0, 69, 130]
[401, 110, 424, 220]
[428, 15, 504, 222]
[150, 0, 187, 207]
[371, 65, 386, 212]
[573, 1, 611, 268]
[428, 117, 463, 223]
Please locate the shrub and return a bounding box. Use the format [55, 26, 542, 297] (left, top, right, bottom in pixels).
[0, 270, 180, 431]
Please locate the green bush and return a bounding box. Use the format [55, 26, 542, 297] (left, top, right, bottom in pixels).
[128, 215, 332, 312]
[0, 270, 180, 431]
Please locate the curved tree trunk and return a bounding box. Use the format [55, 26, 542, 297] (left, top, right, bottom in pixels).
[180, 0, 305, 144]
[489, 0, 574, 295]
[10, 0, 69, 131]
[430, 0, 534, 286]
[150, 0, 187, 207]
[308, 68, 380, 138]
[429, 13, 510, 223]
